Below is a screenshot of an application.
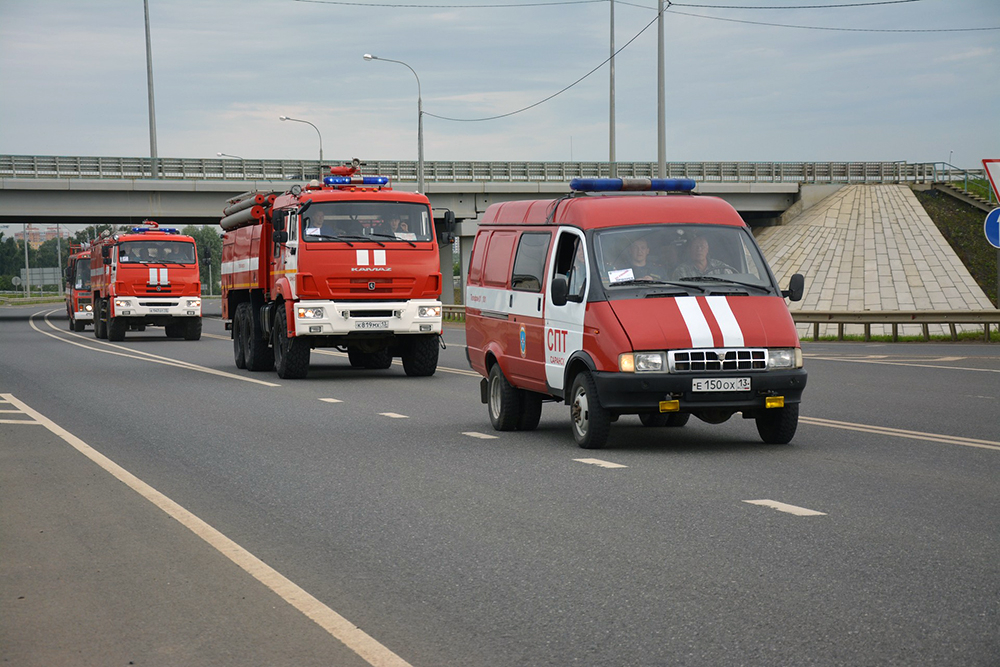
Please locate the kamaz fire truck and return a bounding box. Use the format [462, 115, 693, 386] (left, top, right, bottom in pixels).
[90, 221, 203, 341]
[220, 161, 449, 379]
[64, 244, 93, 331]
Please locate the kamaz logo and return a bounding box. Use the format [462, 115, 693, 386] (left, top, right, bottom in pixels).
[351, 267, 392, 272]
[368, 282, 376, 290]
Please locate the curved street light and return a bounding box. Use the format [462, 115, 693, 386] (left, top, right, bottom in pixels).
[217, 152, 244, 160]
[364, 53, 424, 194]
[279, 116, 324, 175]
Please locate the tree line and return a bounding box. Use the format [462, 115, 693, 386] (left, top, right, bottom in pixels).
[0, 225, 223, 293]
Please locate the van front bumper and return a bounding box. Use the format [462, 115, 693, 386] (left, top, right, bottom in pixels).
[591, 369, 807, 412]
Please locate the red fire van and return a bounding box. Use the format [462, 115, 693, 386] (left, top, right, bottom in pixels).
[465, 178, 806, 449]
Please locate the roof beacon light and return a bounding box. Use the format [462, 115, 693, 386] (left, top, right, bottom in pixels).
[570, 178, 697, 193]
[324, 175, 390, 186]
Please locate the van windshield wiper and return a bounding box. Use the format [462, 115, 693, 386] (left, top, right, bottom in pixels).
[610, 278, 705, 292]
[674, 276, 772, 293]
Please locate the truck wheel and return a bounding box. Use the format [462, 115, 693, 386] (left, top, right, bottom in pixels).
[273, 307, 310, 379]
[401, 334, 439, 377]
[570, 371, 611, 449]
[67, 312, 74, 331]
[164, 323, 182, 338]
[756, 404, 799, 445]
[95, 300, 108, 339]
[74, 318, 87, 332]
[242, 302, 274, 372]
[107, 316, 127, 341]
[183, 318, 202, 341]
[365, 348, 393, 370]
[517, 391, 543, 431]
[232, 306, 247, 369]
[488, 364, 521, 431]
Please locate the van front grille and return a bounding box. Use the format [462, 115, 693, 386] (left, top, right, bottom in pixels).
[669, 349, 767, 372]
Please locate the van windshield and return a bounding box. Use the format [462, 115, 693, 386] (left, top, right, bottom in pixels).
[592, 224, 777, 296]
[301, 201, 434, 243]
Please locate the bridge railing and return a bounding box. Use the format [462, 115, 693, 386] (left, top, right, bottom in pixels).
[0, 155, 985, 185]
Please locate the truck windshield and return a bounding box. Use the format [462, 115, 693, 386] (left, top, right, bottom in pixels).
[73, 260, 91, 290]
[118, 241, 196, 265]
[301, 201, 434, 243]
[593, 224, 777, 295]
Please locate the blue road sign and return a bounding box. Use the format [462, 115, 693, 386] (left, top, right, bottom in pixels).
[986, 208, 1000, 249]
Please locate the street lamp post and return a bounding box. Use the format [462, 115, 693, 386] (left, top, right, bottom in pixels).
[364, 53, 424, 194]
[279, 116, 324, 177]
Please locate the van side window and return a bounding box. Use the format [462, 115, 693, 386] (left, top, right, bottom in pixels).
[511, 232, 551, 293]
[483, 231, 518, 288]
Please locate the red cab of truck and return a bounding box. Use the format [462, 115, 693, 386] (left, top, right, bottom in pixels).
[465, 178, 807, 449]
[64, 244, 93, 332]
[90, 221, 203, 341]
[220, 162, 450, 379]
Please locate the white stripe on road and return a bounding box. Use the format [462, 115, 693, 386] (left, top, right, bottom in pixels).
[463, 432, 498, 439]
[380, 412, 409, 419]
[574, 458, 628, 469]
[800, 416, 1000, 452]
[319, 398, 343, 403]
[744, 499, 826, 516]
[2, 393, 412, 667]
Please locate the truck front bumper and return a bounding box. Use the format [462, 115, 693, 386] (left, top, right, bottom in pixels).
[111, 297, 202, 319]
[292, 299, 443, 337]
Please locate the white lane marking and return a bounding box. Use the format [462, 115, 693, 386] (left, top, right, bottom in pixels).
[800, 416, 1000, 452]
[33, 311, 280, 388]
[463, 432, 498, 440]
[574, 458, 628, 469]
[2, 393, 412, 667]
[805, 355, 1000, 374]
[379, 412, 409, 419]
[319, 398, 343, 404]
[744, 499, 826, 516]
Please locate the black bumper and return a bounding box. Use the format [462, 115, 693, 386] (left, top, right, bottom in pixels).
[591, 369, 807, 412]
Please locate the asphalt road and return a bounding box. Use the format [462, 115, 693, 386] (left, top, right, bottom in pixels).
[2, 302, 998, 666]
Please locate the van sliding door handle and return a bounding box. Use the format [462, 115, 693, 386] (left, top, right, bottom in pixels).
[509, 294, 513, 308]
[537, 297, 542, 311]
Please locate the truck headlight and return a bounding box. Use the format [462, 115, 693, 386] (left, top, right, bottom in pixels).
[85, 304, 93, 312]
[297, 307, 324, 319]
[419, 305, 441, 318]
[618, 352, 665, 373]
[114, 299, 132, 308]
[186, 298, 201, 308]
[768, 348, 803, 369]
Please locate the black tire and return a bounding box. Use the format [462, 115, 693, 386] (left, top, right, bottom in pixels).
[517, 391, 543, 431]
[232, 305, 247, 369]
[183, 318, 202, 341]
[756, 403, 799, 445]
[570, 371, 611, 449]
[401, 334, 439, 377]
[164, 323, 182, 338]
[107, 316, 127, 341]
[73, 318, 87, 332]
[95, 300, 108, 339]
[347, 349, 365, 368]
[666, 413, 690, 427]
[67, 312, 74, 331]
[273, 307, 310, 379]
[488, 364, 521, 431]
[242, 302, 274, 372]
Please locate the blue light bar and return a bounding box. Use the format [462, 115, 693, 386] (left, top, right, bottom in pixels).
[323, 175, 390, 186]
[570, 178, 697, 193]
[130, 227, 179, 234]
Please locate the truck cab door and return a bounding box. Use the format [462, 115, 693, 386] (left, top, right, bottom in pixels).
[271, 209, 298, 297]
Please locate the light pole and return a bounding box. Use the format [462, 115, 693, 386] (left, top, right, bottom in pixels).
[217, 152, 244, 160]
[364, 53, 424, 194]
[279, 116, 324, 177]
[143, 0, 159, 178]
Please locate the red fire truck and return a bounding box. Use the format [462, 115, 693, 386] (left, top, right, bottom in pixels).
[64, 244, 94, 331]
[220, 161, 449, 379]
[90, 221, 203, 341]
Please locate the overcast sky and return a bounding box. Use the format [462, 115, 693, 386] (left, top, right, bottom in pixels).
[0, 0, 997, 169]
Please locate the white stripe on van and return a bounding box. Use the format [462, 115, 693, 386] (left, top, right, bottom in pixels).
[675, 297, 714, 348]
[705, 296, 744, 347]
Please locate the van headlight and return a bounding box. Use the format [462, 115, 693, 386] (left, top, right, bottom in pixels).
[768, 348, 803, 369]
[619, 352, 665, 373]
[297, 307, 325, 319]
[419, 305, 441, 318]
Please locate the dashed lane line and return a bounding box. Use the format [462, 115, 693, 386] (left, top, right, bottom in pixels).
[1, 393, 412, 667]
[801, 416, 1000, 452]
[574, 458, 628, 469]
[744, 499, 826, 516]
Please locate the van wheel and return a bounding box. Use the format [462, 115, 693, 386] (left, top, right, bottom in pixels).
[488, 364, 521, 431]
[756, 404, 798, 444]
[402, 334, 439, 377]
[232, 307, 247, 369]
[570, 371, 611, 449]
[273, 307, 310, 379]
[518, 391, 543, 431]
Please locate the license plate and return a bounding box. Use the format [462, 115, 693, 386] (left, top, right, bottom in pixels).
[692, 377, 751, 392]
[149, 308, 169, 313]
[355, 320, 389, 330]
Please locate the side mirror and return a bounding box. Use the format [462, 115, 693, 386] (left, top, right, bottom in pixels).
[551, 274, 569, 307]
[272, 215, 286, 232]
[782, 273, 804, 302]
[437, 210, 457, 244]
[101, 246, 110, 258]
[272, 230, 288, 244]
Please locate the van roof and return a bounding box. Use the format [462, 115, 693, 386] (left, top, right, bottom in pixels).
[480, 194, 746, 230]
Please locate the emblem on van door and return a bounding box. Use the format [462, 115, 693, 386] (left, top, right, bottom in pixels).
[519, 324, 527, 358]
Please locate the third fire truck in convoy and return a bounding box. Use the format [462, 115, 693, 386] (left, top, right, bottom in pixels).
[64, 244, 93, 331]
[90, 221, 203, 341]
[220, 160, 449, 379]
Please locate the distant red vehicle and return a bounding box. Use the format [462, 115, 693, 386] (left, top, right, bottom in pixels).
[220, 161, 451, 379]
[90, 221, 202, 341]
[64, 244, 93, 332]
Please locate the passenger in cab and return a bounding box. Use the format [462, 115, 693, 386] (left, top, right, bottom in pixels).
[619, 238, 662, 281]
[672, 235, 736, 279]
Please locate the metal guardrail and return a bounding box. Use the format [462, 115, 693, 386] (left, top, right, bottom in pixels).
[0, 154, 986, 185]
[444, 305, 1000, 341]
